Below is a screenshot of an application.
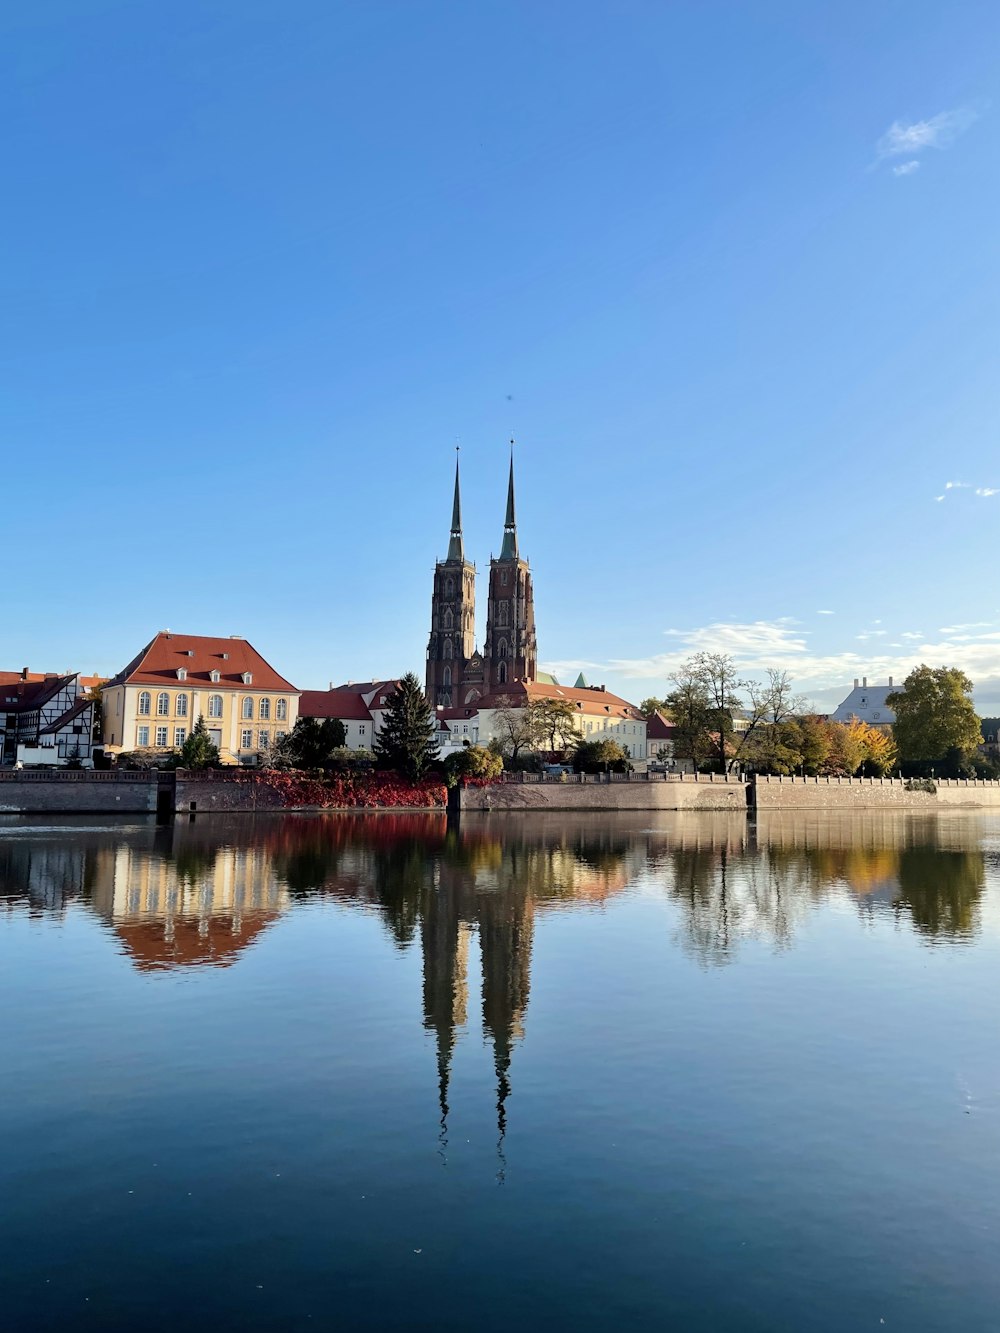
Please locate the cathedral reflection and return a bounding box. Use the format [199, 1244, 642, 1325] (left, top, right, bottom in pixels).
[0, 810, 992, 1141]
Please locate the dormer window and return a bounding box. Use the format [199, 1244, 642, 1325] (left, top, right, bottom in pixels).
[210, 670, 221, 683]
[185, 650, 195, 657]
[221, 652, 229, 661]
[242, 672, 253, 685]
[177, 668, 187, 681]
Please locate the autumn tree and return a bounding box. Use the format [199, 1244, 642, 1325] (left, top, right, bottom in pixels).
[529, 697, 579, 755]
[572, 738, 629, 773]
[489, 694, 542, 764]
[667, 655, 806, 772]
[443, 745, 503, 786]
[372, 673, 439, 779]
[888, 666, 981, 771]
[639, 697, 670, 717]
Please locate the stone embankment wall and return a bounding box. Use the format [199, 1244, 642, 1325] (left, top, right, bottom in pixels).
[0, 772, 160, 814]
[454, 773, 747, 814]
[752, 775, 1000, 810]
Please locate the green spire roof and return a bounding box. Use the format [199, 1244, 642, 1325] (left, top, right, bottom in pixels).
[499, 450, 518, 560]
[447, 453, 464, 562]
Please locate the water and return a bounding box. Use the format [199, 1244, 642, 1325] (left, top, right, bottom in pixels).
[2, 809, 1000, 1332]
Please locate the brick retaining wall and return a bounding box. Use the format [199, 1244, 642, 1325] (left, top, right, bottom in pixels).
[0, 771, 159, 814]
[454, 774, 747, 813]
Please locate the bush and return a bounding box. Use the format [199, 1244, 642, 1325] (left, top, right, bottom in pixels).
[443, 745, 503, 788]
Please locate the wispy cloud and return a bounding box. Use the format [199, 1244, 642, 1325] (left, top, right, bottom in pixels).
[946, 480, 971, 490]
[542, 617, 1000, 712]
[876, 107, 979, 169]
[976, 487, 998, 497]
[936, 480, 997, 501]
[816, 610, 834, 616]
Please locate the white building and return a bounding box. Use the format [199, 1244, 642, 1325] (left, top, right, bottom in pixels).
[830, 676, 897, 728]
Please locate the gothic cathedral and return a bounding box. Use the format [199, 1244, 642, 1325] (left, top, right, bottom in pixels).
[426, 453, 538, 707]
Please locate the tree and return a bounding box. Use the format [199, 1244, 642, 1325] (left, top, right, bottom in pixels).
[888, 666, 981, 767]
[283, 716, 348, 769]
[178, 715, 220, 770]
[639, 697, 670, 718]
[529, 698, 579, 755]
[489, 693, 542, 763]
[572, 738, 628, 773]
[443, 745, 504, 786]
[668, 655, 806, 773]
[665, 665, 713, 768]
[372, 673, 439, 779]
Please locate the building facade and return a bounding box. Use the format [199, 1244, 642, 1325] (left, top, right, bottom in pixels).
[830, 676, 897, 727]
[0, 670, 96, 765]
[101, 631, 300, 764]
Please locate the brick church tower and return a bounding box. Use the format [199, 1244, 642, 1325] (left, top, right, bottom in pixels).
[483, 454, 537, 691]
[426, 455, 482, 707]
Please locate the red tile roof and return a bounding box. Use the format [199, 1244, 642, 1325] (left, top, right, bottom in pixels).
[645, 711, 675, 741]
[478, 679, 644, 720]
[0, 673, 78, 713]
[298, 688, 373, 722]
[106, 632, 297, 693]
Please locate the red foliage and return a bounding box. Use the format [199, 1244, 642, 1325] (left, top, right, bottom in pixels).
[252, 770, 446, 809]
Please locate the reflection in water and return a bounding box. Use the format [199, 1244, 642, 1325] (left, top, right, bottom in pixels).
[0, 810, 992, 1140]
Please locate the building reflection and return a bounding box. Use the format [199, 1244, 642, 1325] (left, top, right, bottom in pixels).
[0, 809, 993, 1139]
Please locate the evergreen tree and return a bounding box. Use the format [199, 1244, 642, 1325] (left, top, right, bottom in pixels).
[178, 714, 220, 770]
[373, 673, 439, 779]
[283, 716, 348, 768]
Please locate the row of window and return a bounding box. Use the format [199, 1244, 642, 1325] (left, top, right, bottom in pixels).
[136, 726, 288, 750]
[137, 692, 288, 721]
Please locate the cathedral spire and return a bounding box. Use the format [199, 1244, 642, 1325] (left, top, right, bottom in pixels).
[447, 449, 464, 563]
[499, 442, 518, 560]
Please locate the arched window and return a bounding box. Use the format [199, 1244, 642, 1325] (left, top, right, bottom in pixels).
[497, 602, 508, 626]
[208, 695, 223, 718]
[497, 662, 508, 684]
[176, 693, 188, 717]
[242, 697, 254, 719]
[445, 576, 454, 598]
[259, 698, 271, 720]
[156, 692, 170, 716]
[498, 639, 508, 658]
[443, 639, 453, 659]
[443, 608, 453, 629]
[138, 692, 151, 716]
[276, 699, 287, 721]
[442, 666, 452, 689]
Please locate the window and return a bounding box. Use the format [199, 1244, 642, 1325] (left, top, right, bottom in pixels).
[208, 695, 223, 718]
[157, 692, 170, 716]
[258, 730, 269, 749]
[259, 698, 271, 720]
[359, 724, 366, 735]
[276, 698, 287, 721]
[497, 661, 507, 684]
[242, 697, 254, 719]
[177, 667, 187, 681]
[155, 726, 168, 747]
[242, 672, 253, 685]
[497, 602, 508, 626]
[138, 692, 151, 716]
[176, 693, 188, 717]
[443, 639, 453, 659]
[174, 727, 187, 746]
[276, 730, 286, 743]
[443, 666, 452, 689]
[443, 608, 453, 629]
[498, 639, 508, 658]
[210, 670, 220, 683]
[445, 576, 454, 598]
[137, 725, 150, 747]
[241, 729, 253, 750]
[501, 569, 508, 586]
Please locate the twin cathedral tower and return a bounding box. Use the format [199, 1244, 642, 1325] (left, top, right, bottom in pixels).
[426, 452, 538, 708]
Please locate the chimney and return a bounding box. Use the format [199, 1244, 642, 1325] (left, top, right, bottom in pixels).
[853, 678, 858, 688]
[21, 667, 28, 681]
[888, 676, 893, 687]
[862, 677, 867, 688]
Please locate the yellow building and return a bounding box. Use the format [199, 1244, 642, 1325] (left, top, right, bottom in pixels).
[101, 630, 300, 764]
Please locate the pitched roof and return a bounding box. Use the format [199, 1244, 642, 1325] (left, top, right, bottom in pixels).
[0, 673, 78, 713]
[478, 679, 645, 720]
[298, 688, 373, 722]
[39, 698, 92, 735]
[645, 711, 675, 741]
[105, 632, 297, 693]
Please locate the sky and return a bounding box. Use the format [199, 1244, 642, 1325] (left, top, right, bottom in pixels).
[4, 1, 1000, 712]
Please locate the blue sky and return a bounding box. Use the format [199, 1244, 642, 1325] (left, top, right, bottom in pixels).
[5, 1, 999, 710]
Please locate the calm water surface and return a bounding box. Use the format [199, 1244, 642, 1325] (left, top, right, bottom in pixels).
[2, 810, 1000, 1332]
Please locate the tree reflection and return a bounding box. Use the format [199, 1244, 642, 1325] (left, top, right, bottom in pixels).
[894, 848, 984, 939]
